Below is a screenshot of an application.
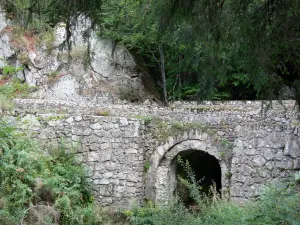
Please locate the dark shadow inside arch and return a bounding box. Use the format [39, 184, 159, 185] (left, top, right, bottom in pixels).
[172, 149, 222, 206]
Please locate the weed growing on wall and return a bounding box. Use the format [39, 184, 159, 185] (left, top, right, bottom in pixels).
[135, 115, 152, 126]
[94, 109, 110, 117]
[144, 161, 151, 172]
[147, 117, 211, 142]
[1, 65, 24, 77]
[0, 77, 35, 112]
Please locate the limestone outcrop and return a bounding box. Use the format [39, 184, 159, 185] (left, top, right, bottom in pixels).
[0, 10, 157, 104]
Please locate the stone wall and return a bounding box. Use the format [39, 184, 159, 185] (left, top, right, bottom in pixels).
[5, 99, 299, 208]
[9, 113, 144, 208]
[1, 6, 299, 209]
[231, 121, 300, 202]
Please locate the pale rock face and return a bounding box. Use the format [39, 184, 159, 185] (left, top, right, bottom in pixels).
[45, 75, 83, 101]
[0, 11, 154, 103]
[0, 7, 6, 31]
[0, 8, 14, 67]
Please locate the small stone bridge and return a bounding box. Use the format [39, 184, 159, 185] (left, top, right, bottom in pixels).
[7, 99, 300, 208]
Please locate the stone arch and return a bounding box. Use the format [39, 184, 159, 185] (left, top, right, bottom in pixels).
[145, 132, 229, 205]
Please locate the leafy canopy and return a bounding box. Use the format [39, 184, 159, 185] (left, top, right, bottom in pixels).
[1, 0, 300, 101]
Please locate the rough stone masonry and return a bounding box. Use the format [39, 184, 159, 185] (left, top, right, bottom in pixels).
[1, 7, 300, 209]
[6, 99, 300, 208]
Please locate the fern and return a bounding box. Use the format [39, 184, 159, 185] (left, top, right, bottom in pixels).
[0, 121, 101, 225]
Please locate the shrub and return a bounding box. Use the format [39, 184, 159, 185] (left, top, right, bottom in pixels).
[0, 81, 35, 99]
[244, 182, 300, 225]
[130, 201, 193, 225]
[119, 87, 143, 102]
[129, 181, 300, 225]
[129, 157, 300, 225]
[0, 94, 13, 111]
[0, 120, 102, 225]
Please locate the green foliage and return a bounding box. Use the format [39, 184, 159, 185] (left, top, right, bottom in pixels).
[135, 116, 152, 126]
[0, 81, 35, 99]
[212, 92, 231, 101]
[130, 201, 191, 225]
[2, 0, 300, 101]
[144, 161, 151, 172]
[177, 156, 207, 207]
[40, 30, 55, 49]
[17, 53, 31, 66]
[0, 121, 101, 225]
[244, 183, 300, 225]
[1, 65, 24, 76]
[49, 71, 58, 78]
[295, 171, 300, 184]
[100, 0, 300, 101]
[128, 178, 300, 225]
[0, 94, 13, 111]
[1, 0, 102, 29]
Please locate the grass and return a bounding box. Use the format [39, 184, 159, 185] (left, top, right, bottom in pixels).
[185, 106, 247, 112]
[94, 109, 110, 117]
[148, 117, 211, 142]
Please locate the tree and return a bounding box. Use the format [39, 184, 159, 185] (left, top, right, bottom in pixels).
[157, 0, 300, 101]
[2, 0, 299, 101]
[100, 0, 171, 104]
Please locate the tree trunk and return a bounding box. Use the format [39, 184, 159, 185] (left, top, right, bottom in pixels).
[159, 44, 168, 105]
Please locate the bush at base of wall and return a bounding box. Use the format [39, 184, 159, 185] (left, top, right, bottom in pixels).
[0, 120, 102, 225]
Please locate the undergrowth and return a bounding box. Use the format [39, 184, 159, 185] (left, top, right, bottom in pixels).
[0, 80, 35, 99]
[0, 119, 299, 225]
[0, 120, 101, 225]
[129, 185, 300, 225]
[128, 158, 300, 225]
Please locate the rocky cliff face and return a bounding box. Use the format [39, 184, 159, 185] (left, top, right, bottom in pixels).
[0, 10, 157, 104]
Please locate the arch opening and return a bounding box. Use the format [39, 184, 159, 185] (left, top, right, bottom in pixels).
[171, 150, 222, 206]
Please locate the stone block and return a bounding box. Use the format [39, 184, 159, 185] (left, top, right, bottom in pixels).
[120, 118, 129, 126]
[66, 117, 74, 123]
[90, 123, 101, 130]
[99, 179, 110, 185]
[252, 156, 266, 167]
[90, 143, 101, 151]
[75, 116, 82, 121]
[104, 162, 116, 171]
[284, 135, 300, 158]
[103, 172, 113, 179]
